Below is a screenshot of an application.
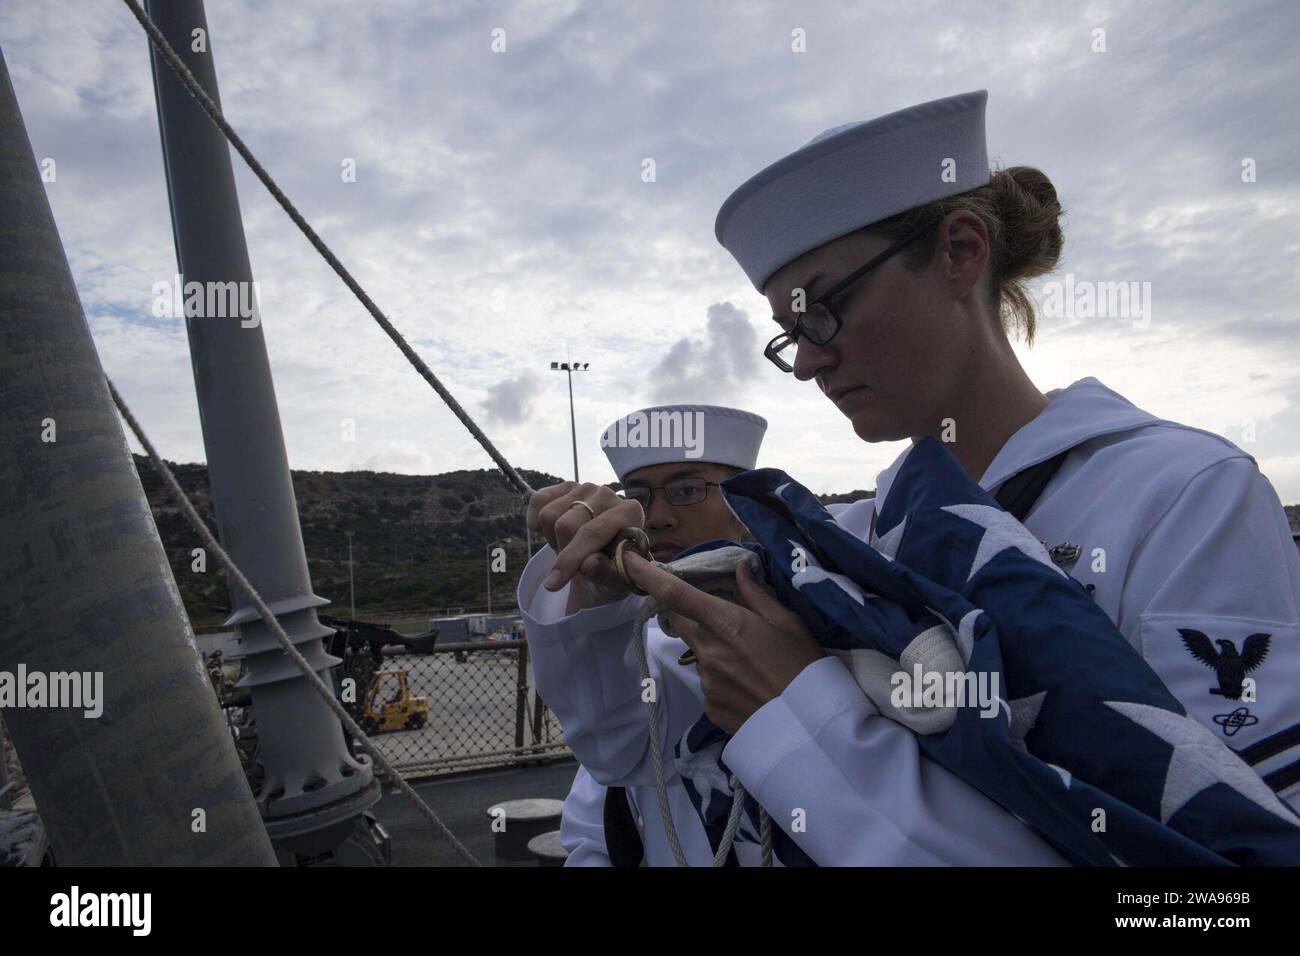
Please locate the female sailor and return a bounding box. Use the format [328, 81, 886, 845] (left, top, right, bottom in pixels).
[522, 90, 1300, 864]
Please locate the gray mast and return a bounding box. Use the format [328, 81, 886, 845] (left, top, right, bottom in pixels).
[143, 0, 379, 860]
[0, 43, 276, 866]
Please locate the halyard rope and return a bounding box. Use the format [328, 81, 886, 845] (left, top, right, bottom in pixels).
[631, 553, 775, 867]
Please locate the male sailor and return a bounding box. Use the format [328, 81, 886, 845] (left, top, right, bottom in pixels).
[555, 404, 782, 865]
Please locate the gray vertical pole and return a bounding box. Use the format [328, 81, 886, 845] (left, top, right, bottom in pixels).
[0, 44, 276, 866]
[143, 0, 377, 857]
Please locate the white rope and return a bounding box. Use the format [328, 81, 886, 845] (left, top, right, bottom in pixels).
[631, 587, 764, 868]
[108, 378, 483, 867]
[631, 611, 691, 867]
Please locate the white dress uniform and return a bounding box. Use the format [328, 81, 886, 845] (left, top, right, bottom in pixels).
[558, 766, 611, 866]
[525, 376, 1300, 864]
[916, 375, 1300, 810]
[558, 625, 730, 866]
[553, 613, 782, 866]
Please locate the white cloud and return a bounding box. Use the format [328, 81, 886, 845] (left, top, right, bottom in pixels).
[482, 370, 544, 424]
[649, 302, 761, 404]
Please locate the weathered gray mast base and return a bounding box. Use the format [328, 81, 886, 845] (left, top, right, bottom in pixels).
[0, 45, 277, 866]
[144, 0, 380, 860]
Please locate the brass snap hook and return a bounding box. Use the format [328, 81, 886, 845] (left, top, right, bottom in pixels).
[610, 527, 653, 596]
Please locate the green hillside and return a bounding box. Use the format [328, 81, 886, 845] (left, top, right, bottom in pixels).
[134, 456, 565, 629]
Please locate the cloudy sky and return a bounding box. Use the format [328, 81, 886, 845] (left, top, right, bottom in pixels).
[3, 0, 1298, 501]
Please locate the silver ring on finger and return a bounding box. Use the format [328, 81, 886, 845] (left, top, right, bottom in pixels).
[568, 500, 597, 519]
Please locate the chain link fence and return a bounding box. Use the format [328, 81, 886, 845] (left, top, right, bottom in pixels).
[343, 640, 570, 778]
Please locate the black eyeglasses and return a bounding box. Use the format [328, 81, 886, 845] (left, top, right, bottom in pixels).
[764, 216, 943, 372]
[620, 478, 722, 509]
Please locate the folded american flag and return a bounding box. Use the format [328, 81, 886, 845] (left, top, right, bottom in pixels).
[674, 437, 1300, 866]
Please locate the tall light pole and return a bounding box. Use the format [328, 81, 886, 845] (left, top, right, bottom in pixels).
[550, 361, 589, 482]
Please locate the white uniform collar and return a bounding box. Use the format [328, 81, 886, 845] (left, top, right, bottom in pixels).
[872, 377, 1161, 510]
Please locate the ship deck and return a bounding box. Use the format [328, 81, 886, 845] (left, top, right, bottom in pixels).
[373, 757, 580, 866]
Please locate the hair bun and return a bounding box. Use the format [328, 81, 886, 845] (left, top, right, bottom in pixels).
[863, 162, 1065, 345]
[991, 166, 1064, 282]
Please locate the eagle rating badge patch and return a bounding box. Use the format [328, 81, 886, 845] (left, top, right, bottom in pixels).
[1140, 613, 1300, 802]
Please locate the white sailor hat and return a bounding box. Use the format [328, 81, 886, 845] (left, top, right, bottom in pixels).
[599, 404, 768, 483]
[715, 90, 990, 292]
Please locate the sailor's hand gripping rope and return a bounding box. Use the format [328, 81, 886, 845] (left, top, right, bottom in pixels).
[608, 526, 654, 596]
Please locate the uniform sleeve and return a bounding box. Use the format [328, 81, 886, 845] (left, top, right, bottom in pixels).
[559, 766, 612, 867]
[518, 545, 703, 787]
[1122, 455, 1300, 811]
[722, 656, 1070, 866]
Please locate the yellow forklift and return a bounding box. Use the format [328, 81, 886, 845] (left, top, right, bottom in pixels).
[319, 614, 436, 736]
[357, 669, 429, 735]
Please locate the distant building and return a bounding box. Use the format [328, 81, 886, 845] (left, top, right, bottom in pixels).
[426, 615, 472, 643]
[426, 613, 522, 643]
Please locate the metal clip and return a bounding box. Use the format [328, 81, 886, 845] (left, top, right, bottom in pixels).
[609, 527, 653, 596]
[1047, 542, 1081, 568]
